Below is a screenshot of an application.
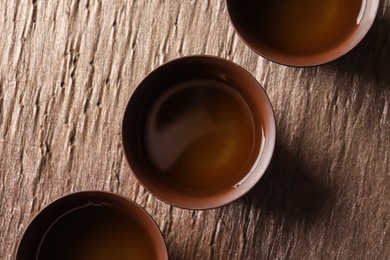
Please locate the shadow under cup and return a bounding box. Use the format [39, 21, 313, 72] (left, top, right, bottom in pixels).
[122, 56, 276, 209]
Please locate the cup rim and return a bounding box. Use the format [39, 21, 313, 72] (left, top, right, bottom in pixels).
[15, 190, 169, 260]
[226, 0, 380, 67]
[122, 55, 276, 210]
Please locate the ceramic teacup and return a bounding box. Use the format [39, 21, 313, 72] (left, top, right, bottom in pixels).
[226, 0, 379, 66]
[122, 55, 276, 209]
[16, 191, 168, 260]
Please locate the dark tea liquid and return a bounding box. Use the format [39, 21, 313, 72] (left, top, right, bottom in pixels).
[145, 79, 260, 191]
[233, 0, 363, 55]
[37, 204, 157, 260]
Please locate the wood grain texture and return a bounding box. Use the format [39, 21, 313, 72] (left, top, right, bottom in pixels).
[0, 0, 389, 259]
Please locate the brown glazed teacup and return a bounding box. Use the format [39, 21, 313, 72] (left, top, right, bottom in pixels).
[122, 55, 276, 209]
[16, 191, 168, 260]
[226, 0, 379, 66]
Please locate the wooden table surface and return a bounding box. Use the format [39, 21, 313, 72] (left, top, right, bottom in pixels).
[1, 1, 389, 259]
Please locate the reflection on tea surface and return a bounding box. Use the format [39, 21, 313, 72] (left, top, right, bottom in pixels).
[145, 79, 261, 191]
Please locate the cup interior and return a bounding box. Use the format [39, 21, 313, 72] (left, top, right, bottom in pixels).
[226, 0, 380, 66]
[122, 56, 276, 209]
[16, 191, 168, 260]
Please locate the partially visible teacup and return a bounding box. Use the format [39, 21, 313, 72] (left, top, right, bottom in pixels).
[16, 191, 168, 260]
[226, 0, 379, 66]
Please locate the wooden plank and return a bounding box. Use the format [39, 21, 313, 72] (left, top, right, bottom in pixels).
[0, 0, 389, 259]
